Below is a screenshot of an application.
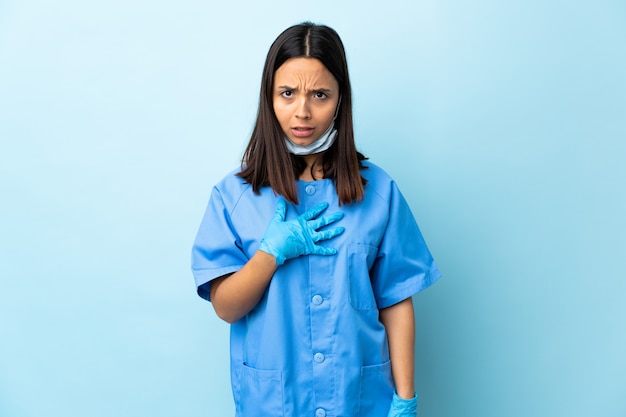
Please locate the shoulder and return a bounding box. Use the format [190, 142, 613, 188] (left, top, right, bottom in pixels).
[361, 160, 393, 181]
[360, 160, 398, 201]
[212, 166, 253, 208]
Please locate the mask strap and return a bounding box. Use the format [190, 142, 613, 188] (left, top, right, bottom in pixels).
[333, 96, 342, 120]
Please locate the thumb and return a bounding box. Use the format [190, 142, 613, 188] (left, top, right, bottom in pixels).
[272, 197, 287, 222]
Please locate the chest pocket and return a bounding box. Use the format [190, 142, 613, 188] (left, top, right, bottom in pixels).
[348, 243, 379, 310]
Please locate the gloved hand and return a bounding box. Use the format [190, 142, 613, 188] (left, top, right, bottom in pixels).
[387, 391, 418, 417]
[259, 198, 345, 266]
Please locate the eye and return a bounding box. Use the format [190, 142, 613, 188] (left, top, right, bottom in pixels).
[314, 91, 328, 99]
[281, 90, 293, 98]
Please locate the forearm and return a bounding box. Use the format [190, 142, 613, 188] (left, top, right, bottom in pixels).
[379, 297, 415, 399]
[209, 250, 278, 323]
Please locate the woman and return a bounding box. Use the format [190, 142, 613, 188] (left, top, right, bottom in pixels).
[191, 22, 441, 417]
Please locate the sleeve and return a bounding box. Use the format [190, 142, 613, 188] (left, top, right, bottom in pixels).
[191, 186, 249, 302]
[370, 181, 442, 309]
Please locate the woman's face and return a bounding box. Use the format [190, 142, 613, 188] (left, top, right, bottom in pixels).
[273, 57, 340, 147]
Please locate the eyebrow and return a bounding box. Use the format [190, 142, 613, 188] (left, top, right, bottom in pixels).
[276, 85, 333, 93]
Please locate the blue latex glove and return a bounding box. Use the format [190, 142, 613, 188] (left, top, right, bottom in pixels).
[259, 198, 345, 265]
[387, 391, 418, 417]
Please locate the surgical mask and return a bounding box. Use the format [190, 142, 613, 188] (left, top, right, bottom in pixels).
[284, 122, 337, 156]
[284, 96, 341, 156]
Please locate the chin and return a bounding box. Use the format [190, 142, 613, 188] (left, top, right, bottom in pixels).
[289, 138, 316, 146]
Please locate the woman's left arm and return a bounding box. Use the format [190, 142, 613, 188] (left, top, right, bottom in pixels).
[379, 297, 416, 399]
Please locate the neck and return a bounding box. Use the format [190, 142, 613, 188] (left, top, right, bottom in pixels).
[303, 154, 318, 168]
[299, 154, 324, 181]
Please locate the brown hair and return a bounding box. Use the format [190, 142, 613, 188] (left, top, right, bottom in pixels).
[237, 22, 367, 205]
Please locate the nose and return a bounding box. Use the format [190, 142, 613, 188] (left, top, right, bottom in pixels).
[295, 97, 311, 119]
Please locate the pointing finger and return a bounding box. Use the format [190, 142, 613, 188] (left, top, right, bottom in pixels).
[300, 202, 329, 221]
[310, 211, 344, 229]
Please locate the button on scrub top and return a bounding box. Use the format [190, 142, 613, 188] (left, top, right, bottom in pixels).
[191, 161, 441, 417]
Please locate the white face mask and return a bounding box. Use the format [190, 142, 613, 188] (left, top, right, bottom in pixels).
[284, 122, 337, 156]
[284, 96, 341, 156]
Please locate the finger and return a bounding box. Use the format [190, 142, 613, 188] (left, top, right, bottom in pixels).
[311, 226, 345, 242]
[273, 197, 287, 222]
[300, 202, 329, 221]
[310, 211, 344, 229]
[310, 245, 338, 256]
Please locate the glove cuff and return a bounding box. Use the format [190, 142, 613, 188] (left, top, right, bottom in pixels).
[393, 391, 418, 403]
[390, 391, 418, 414]
[258, 240, 286, 266]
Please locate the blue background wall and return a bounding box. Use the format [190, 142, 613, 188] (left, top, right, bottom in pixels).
[1, 1, 624, 416]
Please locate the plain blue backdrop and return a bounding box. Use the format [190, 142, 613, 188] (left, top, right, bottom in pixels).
[1, 1, 625, 416]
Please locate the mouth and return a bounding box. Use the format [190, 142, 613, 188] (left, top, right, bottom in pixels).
[291, 126, 315, 138]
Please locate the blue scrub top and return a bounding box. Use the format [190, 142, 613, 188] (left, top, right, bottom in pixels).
[192, 161, 441, 417]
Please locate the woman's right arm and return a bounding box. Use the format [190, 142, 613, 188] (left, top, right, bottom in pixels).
[209, 250, 278, 323]
[210, 197, 345, 323]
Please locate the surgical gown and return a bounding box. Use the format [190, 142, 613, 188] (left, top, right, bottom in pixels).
[191, 161, 441, 417]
